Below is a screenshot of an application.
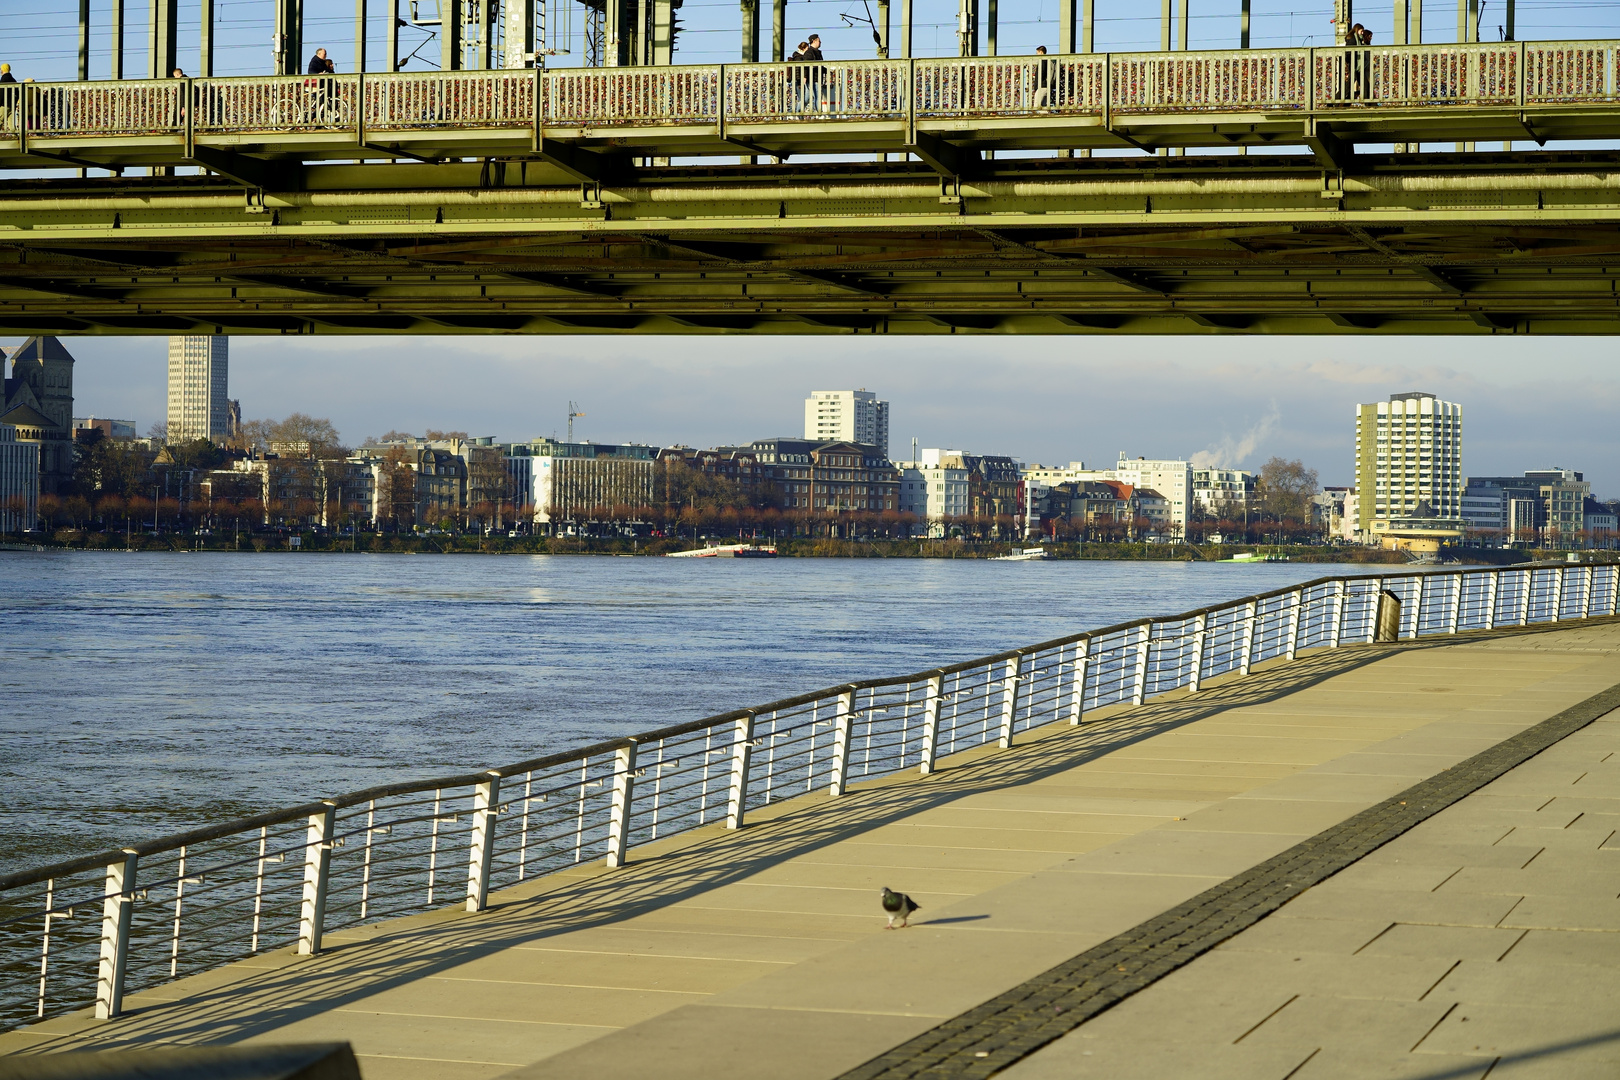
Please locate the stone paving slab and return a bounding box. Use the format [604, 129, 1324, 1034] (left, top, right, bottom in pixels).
[1000, 706, 1620, 1080]
[3, 623, 1618, 1080]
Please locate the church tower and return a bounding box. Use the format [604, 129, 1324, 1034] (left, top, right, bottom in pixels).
[2, 336, 76, 495]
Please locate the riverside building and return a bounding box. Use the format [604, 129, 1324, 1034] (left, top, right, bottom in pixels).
[507, 437, 655, 530]
[1, 336, 75, 495]
[897, 449, 970, 536]
[804, 390, 889, 458]
[0, 422, 39, 531]
[1354, 391, 1464, 548]
[166, 336, 230, 443]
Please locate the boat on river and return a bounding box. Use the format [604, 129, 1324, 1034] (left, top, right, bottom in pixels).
[667, 543, 778, 558]
[992, 547, 1049, 562]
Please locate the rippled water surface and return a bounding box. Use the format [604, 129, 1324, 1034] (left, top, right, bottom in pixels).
[1, 551, 1389, 872]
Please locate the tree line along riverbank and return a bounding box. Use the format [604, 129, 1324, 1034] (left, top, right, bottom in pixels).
[11, 530, 1548, 564]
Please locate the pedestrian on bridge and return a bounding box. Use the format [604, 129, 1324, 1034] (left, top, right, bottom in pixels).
[1033, 46, 1052, 110]
[788, 42, 810, 112]
[306, 48, 337, 125]
[803, 34, 830, 113]
[0, 64, 15, 133]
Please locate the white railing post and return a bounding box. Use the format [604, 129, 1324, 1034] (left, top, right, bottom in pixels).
[94, 850, 138, 1020]
[1328, 580, 1346, 648]
[297, 801, 336, 956]
[1283, 588, 1304, 660]
[1611, 563, 1619, 617]
[1581, 565, 1593, 620]
[1485, 569, 1499, 630]
[919, 673, 943, 775]
[465, 771, 502, 909]
[997, 655, 1021, 749]
[725, 712, 755, 829]
[1238, 601, 1258, 674]
[1068, 639, 1091, 724]
[604, 744, 638, 868]
[1187, 614, 1207, 692]
[1554, 565, 1566, 622]
[1448, 572, 1463, 634]
[1408, 575, 1425, 638]
[1131, 625, 1151, 705]
[830, 690, 856, 796]
[1519, 569, 1530, 626]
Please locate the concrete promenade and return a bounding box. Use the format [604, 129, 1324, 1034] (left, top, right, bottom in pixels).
[3, 621, 1618, 1079]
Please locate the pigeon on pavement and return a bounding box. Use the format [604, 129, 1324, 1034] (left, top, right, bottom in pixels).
[881, 886, 920, 929]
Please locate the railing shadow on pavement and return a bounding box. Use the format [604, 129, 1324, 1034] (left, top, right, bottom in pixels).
[5, 626, 1567, 1056]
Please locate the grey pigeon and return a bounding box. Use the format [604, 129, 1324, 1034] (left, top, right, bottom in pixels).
[881, 886, 920, 929]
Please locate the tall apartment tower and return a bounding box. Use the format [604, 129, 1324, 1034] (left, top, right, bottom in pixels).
[804, 390, 889, 458]
[167, 336, 230, 442]
[1354, 391, 1463, 534]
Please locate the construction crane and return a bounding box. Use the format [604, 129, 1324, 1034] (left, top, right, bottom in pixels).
[567, 401, 585, 442]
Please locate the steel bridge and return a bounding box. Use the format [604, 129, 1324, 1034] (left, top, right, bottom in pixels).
[6, 40, 1620, 334]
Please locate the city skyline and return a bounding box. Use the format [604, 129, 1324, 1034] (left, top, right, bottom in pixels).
[12, 334, 1619, 499]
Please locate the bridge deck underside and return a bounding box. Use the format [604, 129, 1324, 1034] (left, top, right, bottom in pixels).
[5, 153, 1620, 335]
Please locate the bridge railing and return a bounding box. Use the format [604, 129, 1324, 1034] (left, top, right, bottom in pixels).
[4, 40, 1620, 149]
[1, 559, 1617, 1032]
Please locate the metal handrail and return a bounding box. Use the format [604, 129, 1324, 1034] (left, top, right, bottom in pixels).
[2, 40, 1618, 156]
[2, 558, 1617, 1031]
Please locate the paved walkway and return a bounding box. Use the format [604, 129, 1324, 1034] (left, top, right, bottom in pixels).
[2, 621, 1618, 1080]
[1002, 672, 1620, 1080]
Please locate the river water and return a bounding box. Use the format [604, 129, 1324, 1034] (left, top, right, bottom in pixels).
[0, 552, 1391, 873]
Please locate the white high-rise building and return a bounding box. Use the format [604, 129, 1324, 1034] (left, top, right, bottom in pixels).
[804, 389, 889, 457]
[167, 336, 230, 442]
[1354, 391, 1463, 537]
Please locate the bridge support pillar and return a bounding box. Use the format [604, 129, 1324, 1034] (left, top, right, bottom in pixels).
[273, 0, 303, 75]
[997, 655, 1021, 748]
[605, 747, 636, 868]
[442, 0, 465, 69]
[652, 0, 674, 65]
[1068, 639, 1090, 724]
[297, 802, 336, 956]
[830, 691, 855, 797]
[94, 851, 138, 1020]
[740, 0, 759, 62]
[772, 0, 785, 61]
[876, 0, 889, 56]
[725, 713, 754, 828]
[919, 673, 943, 774]
[149, 0, 177, 78]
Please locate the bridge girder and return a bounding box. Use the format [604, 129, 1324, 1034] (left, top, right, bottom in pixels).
[4, 153, 1620, 335]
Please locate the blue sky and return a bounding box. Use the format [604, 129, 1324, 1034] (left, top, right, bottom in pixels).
[12, 333, 1620, 498]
